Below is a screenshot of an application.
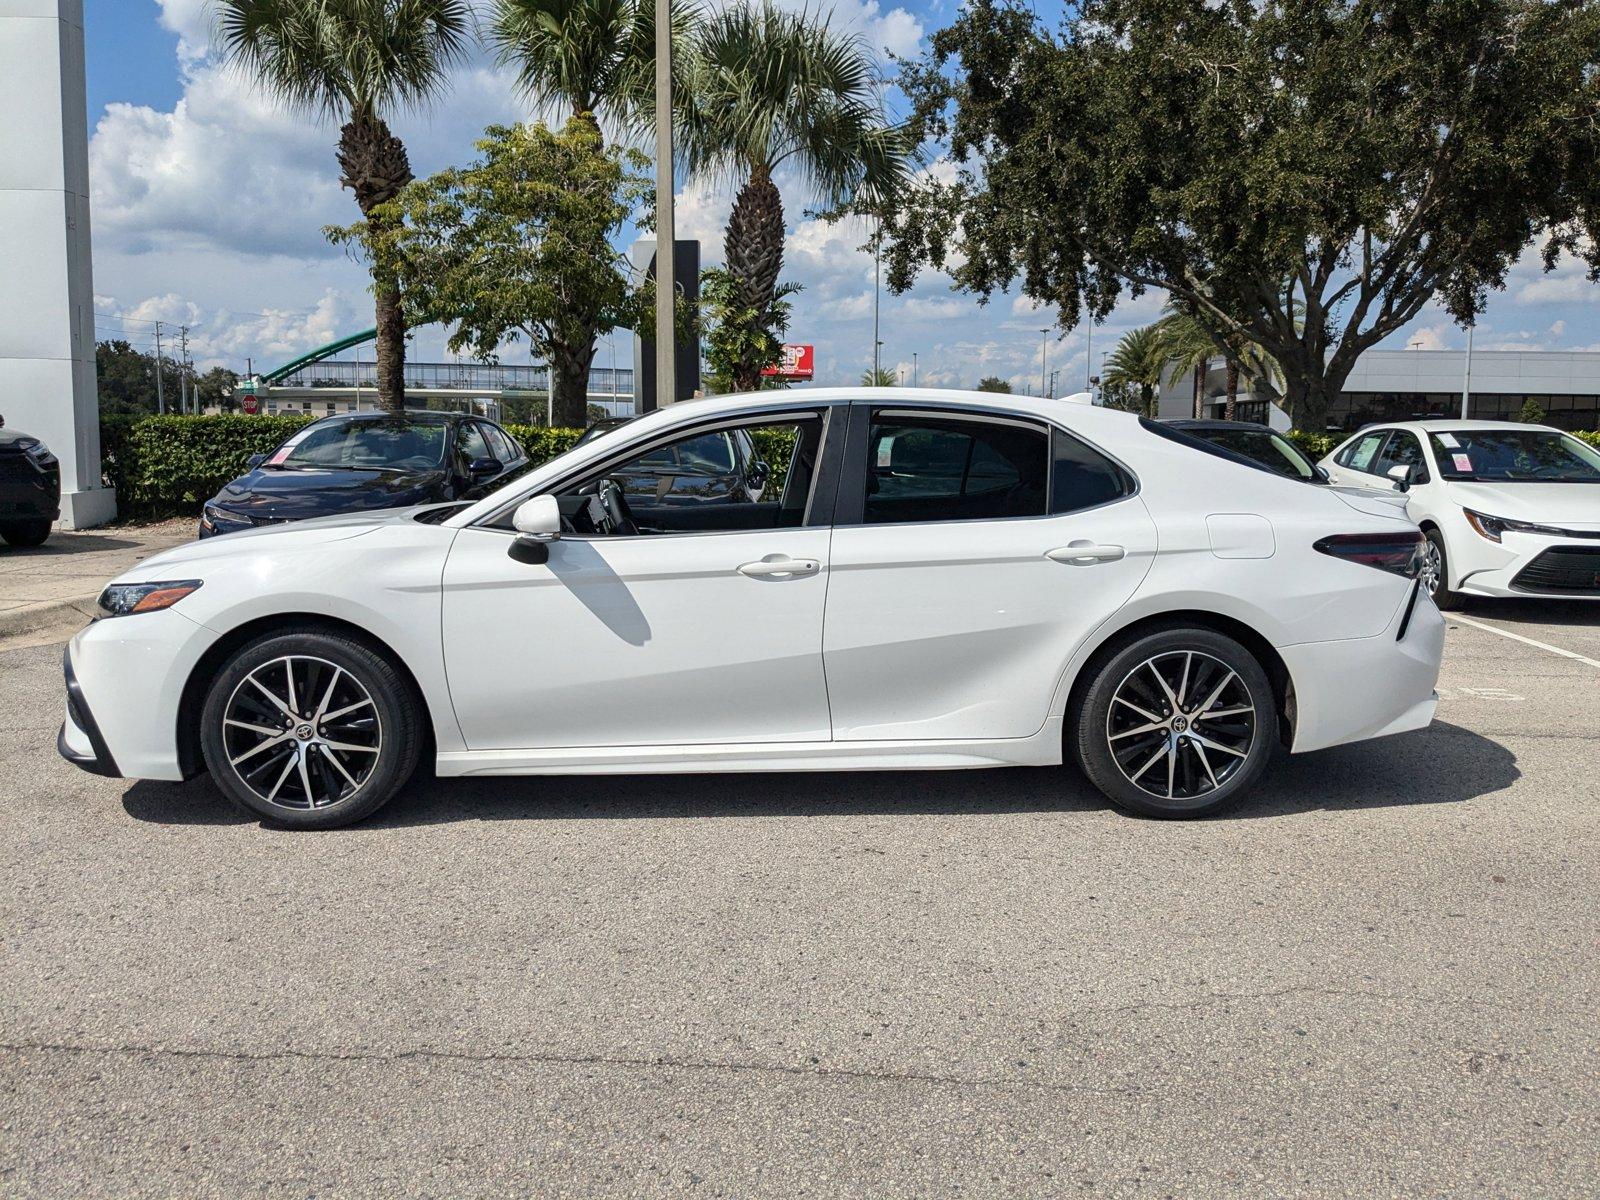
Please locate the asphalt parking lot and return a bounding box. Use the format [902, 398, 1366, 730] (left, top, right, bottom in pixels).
[2, 602, 1597, 1198]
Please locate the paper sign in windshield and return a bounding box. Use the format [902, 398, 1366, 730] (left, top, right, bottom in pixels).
[1452, 453, 1473, 472]
[265, 429, 312, 466]
[1437, 432, 1461, 448]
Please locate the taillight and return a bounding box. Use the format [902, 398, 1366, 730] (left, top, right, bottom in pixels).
[1313, 531, 1425, 578]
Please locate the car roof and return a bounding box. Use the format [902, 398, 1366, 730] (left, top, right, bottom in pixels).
[1347, 418, 1562, 434]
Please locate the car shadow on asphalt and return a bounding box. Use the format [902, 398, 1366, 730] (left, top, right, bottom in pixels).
[120, 721, 1517, 829]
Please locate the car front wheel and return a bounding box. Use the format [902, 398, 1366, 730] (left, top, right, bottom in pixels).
[1420, 527, 1463, 611]
[200, 630, 423, 829]
[1072, 626, 1276, 819]
[0, 519, 52, 548]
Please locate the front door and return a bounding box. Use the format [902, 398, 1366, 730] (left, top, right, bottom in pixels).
[441, 410, 837, 750]
[822, 405, 1158, 741]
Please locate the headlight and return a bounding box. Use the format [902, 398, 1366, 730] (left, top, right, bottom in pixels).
[1462, 509, 1565, 543]
[14, 437, 56, 468]
[96, 580, 203, 618]
[202, 503, 240, 526]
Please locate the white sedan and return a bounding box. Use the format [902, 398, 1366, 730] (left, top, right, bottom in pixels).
[60, 390, 1443, 828]
[1319, 420, 1600, 609]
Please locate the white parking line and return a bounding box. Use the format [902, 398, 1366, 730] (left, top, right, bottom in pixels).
[1450, 613, 1600, 670]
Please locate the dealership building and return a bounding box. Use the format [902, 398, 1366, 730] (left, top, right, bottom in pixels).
[1155, 348, 1600, 432]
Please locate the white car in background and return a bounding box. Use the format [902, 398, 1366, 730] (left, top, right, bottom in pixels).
[60, 390, 1443, 829]
[1319, 420, 1600, 609]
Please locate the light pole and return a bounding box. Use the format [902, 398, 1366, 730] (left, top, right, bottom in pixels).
[654, 0, 675, 405]
[1049, 368, 1060, 400]
[1039, 327, 1049, 399]
[1460, 323, 1474, 420]
[912, 351, 918, 388]
[1085, 322, 1092, 389]
[873, 219, 882, 383]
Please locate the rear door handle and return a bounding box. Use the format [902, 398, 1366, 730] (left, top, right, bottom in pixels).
[738, 556, 820, 579]
[1046, 543, 1125, 565]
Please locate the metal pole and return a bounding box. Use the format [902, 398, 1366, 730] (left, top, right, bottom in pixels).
[873, 222, 882, 382]
[1085, 323, 1091, 389]
[1039, 327, 1049, 399]
[1460, 323, 1474, 420]
[153, 321, 165, 414]
[654, 0, 676, 405]
[912, 352, 917, 388]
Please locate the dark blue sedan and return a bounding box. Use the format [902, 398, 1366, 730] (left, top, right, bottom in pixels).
[199, 410, 529, 538]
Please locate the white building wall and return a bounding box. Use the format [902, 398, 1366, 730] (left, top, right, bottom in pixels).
[0, 0, 114, 526]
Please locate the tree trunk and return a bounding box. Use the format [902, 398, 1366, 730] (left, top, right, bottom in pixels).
[1191, 361, 1205, 418]
[550, 337, 598, 428]
[1279, 363, 1351, 432]
[1224, 359, 1239, 421]
[725, 164, 785, 391]
[1141, 383, 1155, 418]
[338, 114, 414, 415]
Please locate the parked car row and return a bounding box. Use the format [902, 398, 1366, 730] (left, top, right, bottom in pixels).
[63, 389, 1448, 829]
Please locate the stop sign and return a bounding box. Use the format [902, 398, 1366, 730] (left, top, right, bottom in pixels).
[241, 395, 259, 415]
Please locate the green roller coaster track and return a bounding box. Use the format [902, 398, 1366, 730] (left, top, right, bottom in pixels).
[259, 328, 377, 384]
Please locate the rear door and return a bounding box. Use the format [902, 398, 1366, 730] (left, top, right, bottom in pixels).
[821, 404, 1158, 741]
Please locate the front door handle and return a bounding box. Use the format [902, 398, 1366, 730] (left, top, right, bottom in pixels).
[738, 556, 820, 579]
[1046, 542, 1125, 565]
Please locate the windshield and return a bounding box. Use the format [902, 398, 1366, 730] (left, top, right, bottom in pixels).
[1188, 428, 1318, 481]
[267, 419, 449, 471]
[1425, 430, 1600, 483]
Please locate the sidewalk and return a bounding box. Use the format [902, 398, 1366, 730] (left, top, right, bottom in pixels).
[0, 519, 194, 648]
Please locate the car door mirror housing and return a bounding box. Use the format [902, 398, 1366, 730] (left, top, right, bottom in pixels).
[468, 456, 500, 480]
[509, 495, 561, 564]
[245, 453, 266, 470]
[747, 459, 771, 492]
[1386, 464, 1412, 492]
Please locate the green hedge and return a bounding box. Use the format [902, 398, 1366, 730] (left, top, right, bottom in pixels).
[1284, 429, 1341, 459]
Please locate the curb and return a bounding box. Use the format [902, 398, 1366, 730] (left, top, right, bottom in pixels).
[0, 594, 99, 642]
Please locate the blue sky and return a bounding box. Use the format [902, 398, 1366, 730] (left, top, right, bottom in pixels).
[83, 0, 1599, 389]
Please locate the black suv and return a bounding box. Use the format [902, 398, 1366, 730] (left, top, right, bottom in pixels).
[0, 417, 61, 547]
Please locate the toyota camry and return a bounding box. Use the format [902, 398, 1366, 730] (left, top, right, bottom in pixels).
[60, 389, 1444, 828]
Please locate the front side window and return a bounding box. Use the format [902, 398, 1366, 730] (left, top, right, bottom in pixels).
[1339, 430, 1390, 474]
[1426, 429, 1600, 482]
[265, 418, 448, 471]
[555, 417, 821, 536]
[865, 415, 1048, 524]
[1376, 432, 1429, 482]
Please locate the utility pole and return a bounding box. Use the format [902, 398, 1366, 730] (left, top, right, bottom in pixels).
[1039, 327, 1049, 399]
[1085, 323, 1092, 389]
[153, 321, 166, 415]
[654, 0, 676, 405]
[178, 325, 190, 413]
[912, 351, 918, 388]
[873, 220, 882, 382]
[1460, 323, 1474, 420]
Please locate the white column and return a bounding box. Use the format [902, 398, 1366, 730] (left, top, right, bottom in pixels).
[0, 0, 115, 527]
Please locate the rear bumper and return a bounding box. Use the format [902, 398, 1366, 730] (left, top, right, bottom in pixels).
[1281, 584, 1445, 754]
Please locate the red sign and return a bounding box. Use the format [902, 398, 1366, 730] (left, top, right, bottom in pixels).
[240, 395, 260, 415]
[762, 344, 814, 380]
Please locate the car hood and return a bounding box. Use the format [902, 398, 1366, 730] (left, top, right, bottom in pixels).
[1443, 481, 1600, 530]
[121, 506, 448, 581]
[1327, 483, 1412, 520]
[211, 466, 446, 519]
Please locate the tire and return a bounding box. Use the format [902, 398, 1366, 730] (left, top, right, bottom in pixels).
[200, 630, 423, 829]
[0, 519, 51, 548]
[1072, 625, 1276, 819]
[1420, 527, 1463, 611]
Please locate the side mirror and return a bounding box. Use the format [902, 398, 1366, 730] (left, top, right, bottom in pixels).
[1386, 464, 1413, 492]
[245, 453, 266, 470]
[747, 459, 771, 493]
[468, 456, 500, 480]
[509, 495, 561, 564]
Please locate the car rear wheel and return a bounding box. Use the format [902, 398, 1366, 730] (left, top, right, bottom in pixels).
[1072, 626, 1276, 819]
[1420, 527, 1463, 611]
[200, 630, 423, 829]
[0, 519, 51, 548]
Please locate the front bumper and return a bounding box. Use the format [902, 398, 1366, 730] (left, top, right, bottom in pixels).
[1459, 542, 1600, 599]
[59, 646, 121, 777]
[0, 453, 61, 523]
[1280, 582, 1445, 754]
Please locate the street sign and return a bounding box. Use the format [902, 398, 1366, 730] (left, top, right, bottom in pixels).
[761, 344, 814, 381]
[241, 395, 259, 415]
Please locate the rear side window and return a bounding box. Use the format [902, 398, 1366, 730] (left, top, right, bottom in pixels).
[1338, 431, 1389, 473]
[1052, 428, 1133, 513]
[865, 415, 1047, 524]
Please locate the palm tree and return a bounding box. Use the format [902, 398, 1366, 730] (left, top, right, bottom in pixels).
[681, 2, 910, 390]
[217, 0, 471, 414]
[861, 367, 896, 387]
[489, 0, 664, 135]
[1101, 325, 1166, 417]
[1153, 304, 1216, 419]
